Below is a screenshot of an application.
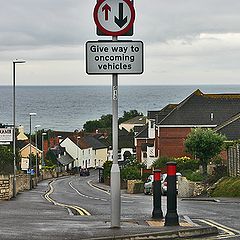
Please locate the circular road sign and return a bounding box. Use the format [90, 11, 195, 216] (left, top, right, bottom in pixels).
[94, 0, 135, 36]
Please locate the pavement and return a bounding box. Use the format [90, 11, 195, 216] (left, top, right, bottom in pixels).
[0, 177, 220, 240]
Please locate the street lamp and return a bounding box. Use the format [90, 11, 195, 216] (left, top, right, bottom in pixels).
[77, 136, 81, 168]
[42, 132, 47, 167]
[35, 125, 41, 178]
[29, 112, 36, 189]
[12, 59, 26, 198]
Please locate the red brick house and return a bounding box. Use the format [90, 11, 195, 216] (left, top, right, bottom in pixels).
[135, 89, 240, 164]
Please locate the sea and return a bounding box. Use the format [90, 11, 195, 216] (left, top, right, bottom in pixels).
[1, 85, 240, 133]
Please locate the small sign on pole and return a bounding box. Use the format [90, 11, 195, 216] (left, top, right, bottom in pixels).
[21, 158, 29, 171]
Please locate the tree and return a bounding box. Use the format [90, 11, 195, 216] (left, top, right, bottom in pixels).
[83, 110, 142, 132]
[120, 157, 144, 181]
[184, 128, 226, 176]
[45, 149, 58, 166]
[119, 110, 143, 124]
[0, 146, 14, 174]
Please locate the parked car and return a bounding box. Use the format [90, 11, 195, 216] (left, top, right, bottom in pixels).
[161, 172, 182, 195]
[80, 168, 90, 176]
[143, 174, 154, 195]
[143, 172, 182, 195]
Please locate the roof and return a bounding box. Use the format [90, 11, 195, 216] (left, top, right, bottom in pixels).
[135, 125, 148, 139]
[84, 135, 107, 150]
[158, 89, 240, 126]
[214, 112, 240, 140]
[148, 104, 177, 120]
[68, 136, 91, 149]
[67, 135, 108, 150]
[101, 129, 134, 149]
[19, 143, 42, 153]
[57, 153, 74, 166]
[120, 116, 147, 125]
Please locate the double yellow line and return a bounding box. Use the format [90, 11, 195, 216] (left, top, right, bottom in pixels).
[44, 180, 91, 216]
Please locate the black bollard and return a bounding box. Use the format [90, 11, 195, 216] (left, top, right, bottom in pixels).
[164, 162, 179, 226]
[152, 169, 163, 219]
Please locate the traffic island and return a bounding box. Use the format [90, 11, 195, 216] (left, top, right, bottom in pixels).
[86, 225, 218, 240]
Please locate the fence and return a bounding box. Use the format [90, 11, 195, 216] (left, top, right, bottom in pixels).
[227, 144, 240, 177]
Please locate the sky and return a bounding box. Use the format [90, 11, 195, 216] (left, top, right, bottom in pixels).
[0, 0, 240, 86]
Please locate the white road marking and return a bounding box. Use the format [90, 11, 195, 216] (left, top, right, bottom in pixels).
[195, 219, 240, 239]
[69, 181, 108, 202]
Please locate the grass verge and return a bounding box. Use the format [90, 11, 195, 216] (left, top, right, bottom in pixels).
[211, 177, 240, 197]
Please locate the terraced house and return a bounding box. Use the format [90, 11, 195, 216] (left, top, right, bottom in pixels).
[135, 89, 240, 165]
[60, 135, 108, 169]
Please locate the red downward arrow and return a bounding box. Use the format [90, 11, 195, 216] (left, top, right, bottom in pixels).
[102, 4, 111, 21]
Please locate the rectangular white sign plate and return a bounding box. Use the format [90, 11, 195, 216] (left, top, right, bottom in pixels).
[0, 128, 13, 142]
[86, 41, 143, 74]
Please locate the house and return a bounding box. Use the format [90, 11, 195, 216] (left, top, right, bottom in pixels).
[135, 104, 177, 165]
[105, 128, 135, 164]
[60, 135, 108, 169]
[19, 143, 43, 170]
[135, 89, 240, 164]
[156, 89, 240, 158]
[119, 116, 148, 132]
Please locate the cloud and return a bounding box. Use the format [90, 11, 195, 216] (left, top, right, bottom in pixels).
[0, 0, 240, 85]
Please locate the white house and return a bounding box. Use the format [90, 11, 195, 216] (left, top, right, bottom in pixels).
[60, 136, 108, 169]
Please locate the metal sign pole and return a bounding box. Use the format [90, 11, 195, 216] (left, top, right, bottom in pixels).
[111, 36, 121, 228]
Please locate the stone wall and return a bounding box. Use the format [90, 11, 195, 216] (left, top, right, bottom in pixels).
[0, 175, 12, 200]
[0, 170, 69, 201]
[178, 176, 205, 198]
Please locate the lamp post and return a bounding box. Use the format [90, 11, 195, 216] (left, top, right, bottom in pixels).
[42, 132, 47, 167]
[29, 112, 36, 189]
[35, 125, 41, 178]
[57, 135, 62, 176]
[12, 59, 26, 198]
[77, 136, 80, 163]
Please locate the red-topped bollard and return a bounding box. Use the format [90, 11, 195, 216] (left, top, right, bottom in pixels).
[164, 162, 179, 226]
[152, 169, 163, 219]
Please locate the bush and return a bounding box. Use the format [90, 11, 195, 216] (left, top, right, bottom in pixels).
[0, 146, 14, 174]
[102, 160, 112, 180]
[174, 156, 199, 173]
[183, 170, 204, 182]
[120, 157, 143, 181]
[152, 156, 173, 169]
[121, 165, 141, 180]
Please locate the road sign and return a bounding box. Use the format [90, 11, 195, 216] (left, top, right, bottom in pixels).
[94, 0, 135, 36]
[86, 41, 143, 74]
[96, 0, 134, 36]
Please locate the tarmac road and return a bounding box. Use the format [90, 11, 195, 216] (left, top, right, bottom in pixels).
[0, 170, 239, 239]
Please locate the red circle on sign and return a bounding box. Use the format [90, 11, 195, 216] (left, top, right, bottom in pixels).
[94, 0, 135, 36]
